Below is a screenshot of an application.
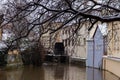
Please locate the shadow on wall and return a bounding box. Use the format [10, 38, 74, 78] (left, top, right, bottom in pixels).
[54, 42, 64, 55]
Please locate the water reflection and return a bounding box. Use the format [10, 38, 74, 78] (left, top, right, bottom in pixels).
[86, 67, 120, 80]
[21, 66, 45, 80]
[86, 67, 102, 80]
[54, 65, 65, 79]
[43, 64, 86, 80]
[0, 64, 119, 80]
[0, 71, 7, 80]
[0, 69, 23, 80]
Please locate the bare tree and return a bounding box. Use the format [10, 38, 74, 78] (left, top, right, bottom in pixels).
[1, 0, 120, 57]
[0, 0, 47, 66]
[2, 0, 120, 29]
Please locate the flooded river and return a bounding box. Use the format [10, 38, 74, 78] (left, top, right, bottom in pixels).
[0, 63, 119, 80]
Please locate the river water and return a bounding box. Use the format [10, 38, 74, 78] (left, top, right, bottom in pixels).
[0, 63, 119, 80]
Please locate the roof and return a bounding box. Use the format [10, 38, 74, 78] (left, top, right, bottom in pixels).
[87, 22, 107, 40]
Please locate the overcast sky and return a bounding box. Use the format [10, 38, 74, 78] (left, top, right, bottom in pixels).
[0, 0, 5, 9]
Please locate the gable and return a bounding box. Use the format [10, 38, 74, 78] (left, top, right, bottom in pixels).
[93, 26, 103, 40]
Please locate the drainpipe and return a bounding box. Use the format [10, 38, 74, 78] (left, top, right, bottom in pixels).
[103, 37, 106, 70]
[102, 36, 106, 70]
[93, 39, 95, 68]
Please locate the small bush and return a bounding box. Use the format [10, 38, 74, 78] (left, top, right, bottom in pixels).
[21, 42, 46, 66]
[0, 50, 7, 66]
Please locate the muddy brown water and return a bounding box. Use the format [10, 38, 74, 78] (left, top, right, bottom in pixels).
[0, 63, 119, 80]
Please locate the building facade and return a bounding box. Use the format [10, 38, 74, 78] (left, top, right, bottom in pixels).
[103, 21, 120, 77]
[61, 24, 87, 59]
[40, 22, 88, 60]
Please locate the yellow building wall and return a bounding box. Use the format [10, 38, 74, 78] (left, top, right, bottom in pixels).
[107, 21, 120, 57]
[103, 21, 120, 78]
[102, 68, 119, 80]
[103, 56, 120, 77]
[41, 22, 63, 49]
[61, 23, 88, 59]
